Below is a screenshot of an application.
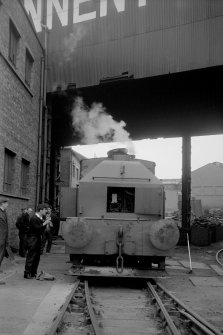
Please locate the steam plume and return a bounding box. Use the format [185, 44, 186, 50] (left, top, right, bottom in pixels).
[63, 25, 86, 61]
[71, 97, 132, 146]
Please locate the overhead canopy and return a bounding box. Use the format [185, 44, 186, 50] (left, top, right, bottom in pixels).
[49, 65, 223, 147]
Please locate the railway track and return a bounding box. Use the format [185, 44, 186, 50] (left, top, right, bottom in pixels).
[46, 278, 222, 335]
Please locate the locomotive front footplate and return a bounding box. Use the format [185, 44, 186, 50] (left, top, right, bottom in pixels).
[67, 265, 169, 279]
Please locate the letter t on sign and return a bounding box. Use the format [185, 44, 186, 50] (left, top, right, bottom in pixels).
[73, 0, 96, 24]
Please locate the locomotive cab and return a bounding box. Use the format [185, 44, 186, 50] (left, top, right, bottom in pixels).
[62, 148, 179, 272]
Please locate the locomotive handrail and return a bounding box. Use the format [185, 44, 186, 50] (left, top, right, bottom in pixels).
[62, 217, 159, 221]
[92, 176, 152, 181]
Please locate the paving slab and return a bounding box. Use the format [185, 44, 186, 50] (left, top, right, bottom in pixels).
[209, 264, 223, 276]
[179, 261, 210, 270]
[166, 265, 186, 271]
[22, 282, 75, 335]
[189, 276, 223, 287]
[165, 260, 181, 266]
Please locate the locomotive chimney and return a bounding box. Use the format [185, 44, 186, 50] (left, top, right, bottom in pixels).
[107, 148, 135, 161]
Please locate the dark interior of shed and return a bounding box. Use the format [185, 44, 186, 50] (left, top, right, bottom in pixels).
[48, 65, 223, 148]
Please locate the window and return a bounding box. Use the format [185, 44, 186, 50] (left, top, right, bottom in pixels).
[107, 187, 135, 213]
[9, 20, 20, 66]
[21, 159, 30, 195]
[72, 163, 76, 178]
[3, 149, 16, 193]
[25, 49, 34, 86]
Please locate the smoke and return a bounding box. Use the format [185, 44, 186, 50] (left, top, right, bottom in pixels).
[71, 97, 133, 149]
[63, 25, 86, 61]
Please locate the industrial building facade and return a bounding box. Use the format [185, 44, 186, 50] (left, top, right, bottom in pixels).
[191, 162, 223, 211]
[0, 0, 44, 248]
[163, 163, 223, 216]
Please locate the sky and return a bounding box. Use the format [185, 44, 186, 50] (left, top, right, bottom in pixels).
[72, 134, 223, 179]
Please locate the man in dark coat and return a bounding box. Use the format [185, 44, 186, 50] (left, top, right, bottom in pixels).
[16, 207, 33, 257]
[0, 198, 9, 273]
[24, 204, 50, 279]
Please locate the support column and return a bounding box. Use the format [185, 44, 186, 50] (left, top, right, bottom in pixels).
[180, 135, 191, 244]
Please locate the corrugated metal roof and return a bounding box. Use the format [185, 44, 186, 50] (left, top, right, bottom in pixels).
[37, 0, 223, 91]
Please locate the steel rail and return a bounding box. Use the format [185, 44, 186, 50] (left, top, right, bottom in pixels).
[216, 249, 223, 267]
[84, 280, 103, 335]
[157, 282, 222, 335]
[147, 281, 180, 335]
[180, 310, 216, 335]
[46, 280, 80, 335]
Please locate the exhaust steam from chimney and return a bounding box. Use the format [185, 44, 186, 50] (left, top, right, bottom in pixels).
[71, 97, 135, 154]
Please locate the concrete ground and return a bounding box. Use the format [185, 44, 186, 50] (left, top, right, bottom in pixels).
[0, 240, 75, 335]
[0, 239, 223, 334]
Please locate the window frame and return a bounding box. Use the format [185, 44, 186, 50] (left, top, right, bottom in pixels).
[25, 48, 34, 86]
[3, 148, 16, 194]
[20, 158, 30, 196]
[9, 19, 20, 67]
[107, 187, 135, 213]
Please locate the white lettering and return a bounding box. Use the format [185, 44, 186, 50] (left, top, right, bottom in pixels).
[47, 0, 69, 30]
[138, 0, 146, 7]
[100, 0, 125, 17]
[23, 0, 148, 33]
[73, 0, 96, 24]
[24, 0, 42, 32]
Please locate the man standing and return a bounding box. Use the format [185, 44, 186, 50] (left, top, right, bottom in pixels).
[24, 204, 50, 279]
[16, 207, 33, 257]
[40, 206, 55, 254]
[0, 199, 9, 273]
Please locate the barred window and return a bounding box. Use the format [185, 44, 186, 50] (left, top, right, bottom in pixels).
[3, 149, 16, 193]
[25, 49, 34, 86]
[21, 159, 30, 196]
[107, 187, 135, 213]
[9, 20, 20, 66]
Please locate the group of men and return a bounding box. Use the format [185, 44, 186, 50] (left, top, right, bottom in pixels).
[0, 199, 59, 279]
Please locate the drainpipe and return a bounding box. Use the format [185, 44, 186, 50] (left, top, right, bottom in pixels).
[41, 24, 48, 203]
[36, 56, 45, 207]
[76, 184, 79, 217]
[42, 105, 48, 202]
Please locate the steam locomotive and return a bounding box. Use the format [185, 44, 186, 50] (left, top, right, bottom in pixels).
[62, 148, 179, 275]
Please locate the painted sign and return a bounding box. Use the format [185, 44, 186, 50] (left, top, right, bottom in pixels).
[24, 0, 147, 32]
[23, 0, 223, 91]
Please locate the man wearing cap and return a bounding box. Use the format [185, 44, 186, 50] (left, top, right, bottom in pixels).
[24, 204, 50, 279]
[0, 199, 9, 273]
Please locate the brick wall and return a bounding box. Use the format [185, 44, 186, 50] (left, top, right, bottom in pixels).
[0, 0, 44, 248]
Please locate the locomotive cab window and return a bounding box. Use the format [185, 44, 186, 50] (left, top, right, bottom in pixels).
[107, 187, 135, 213]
